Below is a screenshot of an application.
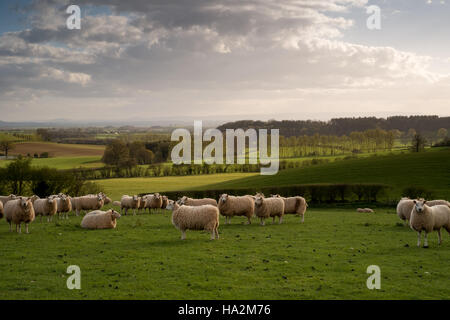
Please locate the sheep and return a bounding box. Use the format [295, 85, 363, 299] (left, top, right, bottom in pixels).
[144, 193, 163, 212]
[254, 194, 285, 225]
[33, 197, 58, 222]
[112, 200, 121, 207]
[410, 199, 450, 248]
[272, 195, 308, 223]
[426, 200, 450, 208]
[166, 200, 219, 240]
[80, 209, 121, 229]
[396, 197, 419, 226]
[179, 196, 218, 207]
[70, 194, 104, 216]
[217, 194, 254, 224]
[357, 208, 374, 213]
[0, 194, 17, 205]
[120, 195, 140, 215]
[161, 195, 168, 209]
[4, 197, 35, 233]
[55, 195, 72, 219]
[29, 195, 40, 203]
[138, 194, 152, 212]
[0, 201, 3, 219]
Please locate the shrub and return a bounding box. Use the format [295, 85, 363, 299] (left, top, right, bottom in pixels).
[402, 186, 434, 200]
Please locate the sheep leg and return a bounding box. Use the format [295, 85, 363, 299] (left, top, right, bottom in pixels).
[181, 230, 186, 240]
[438, 229, 442, 245]
[301, 214, 305, 223]
[8, 222, 12, 232]
[18, 224, 21, 234]
[260, 218, 265, 226]
[279, 216, 283, 224]
[25, 223, 29, 234]
[133, 209, 136, 216]
[215, 226, 219, 239]
[423, 232, 429, 248]
[272, 217, 275, 224]
[210, 230, 215, 240]
[246, 216, 251, 225]
[417, 231, 421, 247]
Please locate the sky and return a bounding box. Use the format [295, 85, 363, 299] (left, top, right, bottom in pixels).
[0, 0, 449, 123]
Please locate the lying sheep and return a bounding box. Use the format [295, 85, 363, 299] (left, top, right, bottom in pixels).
[0, 194, 17, 205]
[120, 195, 140, 215]
[272, 195, 308, 223]
[166, 200, 219, 240]
[357, 208, 374, 213]
[410, 199, 450, 248]
[4, 197, 35, 233]
[144, 193, 162, 212]
[179, 196, 218, 207]
[254, 194, 285, 225]
[112, 200, 121, 207]
[217, 194, 254, 224]
[80, 209, 121, 229]
[33, 197, 58, 222]
[71, 194, 104, 216]
[396, 197, 417, 226]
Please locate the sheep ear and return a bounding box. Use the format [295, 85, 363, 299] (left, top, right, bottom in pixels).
[413, 200, 417, 204]
[423, 200, 427, 204]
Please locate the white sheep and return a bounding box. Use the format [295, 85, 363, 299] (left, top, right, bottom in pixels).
[33, 197, 58, 222]
[179, 196, 218, 207]
[217, 194, 254, 224]
[410, 199, 450, 248]
[112, 200, 121, 207]
[144, 193, 162, 212]
[70, 194, 104, 216]
[166, 200, 219, 240]
[396, 197, 416, 226]
[120, 195, 140, 215]
[254, 194, 285, 225]
[272, 195, 308, 222]
[80, 209, 121, 229]
[4, 197, 35, 233]
[357, 208, 374, 213]
[0, 194, 17, 205]
[161, 195, 169, 209]
[54, 195, 72, 219]
[426, 199, 450, 208]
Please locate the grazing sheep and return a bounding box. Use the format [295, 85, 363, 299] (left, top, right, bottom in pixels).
[80, 209, 121, 229]
[4, 197, 35, 233]
[166, 200, 219, 240]
[161, 195, 168, 209]
[217, 194, 254, 224]
[179, 196, 218, 207]
[0, 194, 17, 205]
[33, 197, 58, 222]
[139, 194, 152, 212]
[396, 197, 417, 226]
[426, 200, 450, 208]
[357, 208, 374, 213]
[410, 200, 450, 248]
[254, 194, 285, 225]
[144, 193, 163, 212]
[70, 194, 104, 216]
[0, 201, 3, 219]
[272, 195, 308, 223]
[120, 195, 140, 215]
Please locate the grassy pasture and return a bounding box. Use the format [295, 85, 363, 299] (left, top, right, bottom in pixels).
[1, 207, 449, 299]
[0, 156, 103, 170]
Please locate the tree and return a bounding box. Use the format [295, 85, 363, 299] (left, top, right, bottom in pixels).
[0, 139, 15, 159]
[411, 133, 426, 153]
[437, 128, 448, 141]
[4, 157, 32, 194]
[102, 140, 130, 166]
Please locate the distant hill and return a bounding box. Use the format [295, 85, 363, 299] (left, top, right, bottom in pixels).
[217, 115, 450, 137]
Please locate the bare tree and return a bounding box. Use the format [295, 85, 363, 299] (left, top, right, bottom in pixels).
[0, 139, 15, 159]
[411, 133, 426, 153]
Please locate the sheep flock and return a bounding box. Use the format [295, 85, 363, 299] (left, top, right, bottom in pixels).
[1, 191, 450, 245]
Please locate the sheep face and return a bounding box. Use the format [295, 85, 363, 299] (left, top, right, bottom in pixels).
[47, 197, 54, 204]
[219, 194, 228, 204]
[154, 193, 161, 199]
[413, 200, 427, 213]
[255, 195, 264, 207]
[111, 210, 121, 219]
[132, 195, 139, 201]
[166, 200, 175, 210]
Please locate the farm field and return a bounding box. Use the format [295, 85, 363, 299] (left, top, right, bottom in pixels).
[97, 173, 258, 200]
[1, 207, 449, 299]
[0, 156, 103, 170]
[9, 142, 105, 157]
[95, 147, 450, 201]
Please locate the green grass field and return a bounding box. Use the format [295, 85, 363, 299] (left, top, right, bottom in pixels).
[1, 207, 449, 299]
[96, 148, 450, 201]
[0, 156, 103, 170]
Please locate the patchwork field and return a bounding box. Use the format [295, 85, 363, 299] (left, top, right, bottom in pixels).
[1, 207, 449, 299]
[10, 142, 105, 157]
